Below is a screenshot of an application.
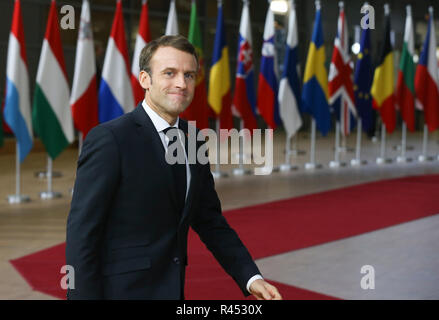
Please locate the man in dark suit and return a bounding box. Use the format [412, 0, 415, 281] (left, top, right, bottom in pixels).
[66, 35, 281, 300]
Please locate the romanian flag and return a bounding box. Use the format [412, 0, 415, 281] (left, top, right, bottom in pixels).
[208, 2, 233, 130]
[371, 8, 396, 134]
[302, 4, 330, 136]
[180, 0, 209, 129]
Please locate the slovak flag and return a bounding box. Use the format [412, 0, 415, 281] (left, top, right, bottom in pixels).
[131, 0, 151, 105]
[257, 2, 280, 129]
[232, 0, 258, 132]
[3, 0, 33, 162]
[328, 3, 356, 136]
[98, 0, 135, 123]
[415, 6, 439, 132]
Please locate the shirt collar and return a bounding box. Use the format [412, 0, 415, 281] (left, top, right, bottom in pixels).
[142, 100, 179, 133]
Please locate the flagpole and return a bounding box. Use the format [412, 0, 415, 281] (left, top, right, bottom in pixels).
[305, 119, 321, 169]
[40, 156, 62, 199]
[233, 120, 251, 175]
[376, 123, 391, 164]
[397, 122, 411, 163]
[329, 121, 342, 168]
[280, 132, 298, 171]
[212, 118, 228, 179]
[8, 142, 31, 204]
[351, 117, 366, 166]
[418, 124, 431, 162]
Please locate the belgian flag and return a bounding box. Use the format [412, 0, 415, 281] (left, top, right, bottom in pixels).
[371, 6, 396, 134]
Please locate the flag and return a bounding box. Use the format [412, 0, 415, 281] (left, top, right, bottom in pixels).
[180, 0, 208, 129]
[328, 3, 356, 136]
[70, 0, 98, 139]
[3, 0, 33, 161]
[98, 0, 134, 123]
[396, 6, 415, 132]
[302, 4, 330, 136]
[165, 0, 179, 36]
[257, 3, 280, 129]
[415, 7, 439, 132]
[232, 0, 258, 132]
[208, 2, 233, 130]
[354, 19, 374, 134]
[278, 0, 302, 139]
[371, 8, 396, 134]
[131, 0, 151, 105]
[32, 0, 74, 160]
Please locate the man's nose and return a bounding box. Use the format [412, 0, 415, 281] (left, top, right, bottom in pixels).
[175, 73, 187, 89]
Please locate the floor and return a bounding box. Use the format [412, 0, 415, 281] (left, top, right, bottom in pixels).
[1, 127, 438, 299]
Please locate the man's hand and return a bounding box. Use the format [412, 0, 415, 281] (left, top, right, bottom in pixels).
[249, 279, 282, 300]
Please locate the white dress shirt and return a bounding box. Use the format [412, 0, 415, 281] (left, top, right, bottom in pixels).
[141, 100, 262, 293]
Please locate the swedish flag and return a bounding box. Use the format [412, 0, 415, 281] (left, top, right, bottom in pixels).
[302, 5, 330, 136]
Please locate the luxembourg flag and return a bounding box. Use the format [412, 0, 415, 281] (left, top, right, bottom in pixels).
[131, 0, 151, 105]
[70, 0, 98, 139]
[415, 6, 439, 132]
[278, 0, 302, 139]
[232, 0, 258, 132]
[257, 2, 280, 129]
[98, 0, 135, 123]
[4, 0, 33, 162]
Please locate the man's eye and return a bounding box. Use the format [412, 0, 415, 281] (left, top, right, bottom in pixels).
[164, 71, 174, 77]
[185, 73, 195, 80]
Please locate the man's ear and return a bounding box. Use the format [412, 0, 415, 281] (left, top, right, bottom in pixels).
[139, 70, 151, 90]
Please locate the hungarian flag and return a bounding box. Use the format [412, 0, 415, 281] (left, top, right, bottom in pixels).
[32, 0, 74, 159]
[180, 0, 208, 129]
[257, 3, 280, 129]
[415, 7, 439, 132]
[165, 0, 179, 36]
[70, 0, 98, 139]
[208, 2, 233, 130]
[396, 5, 415, 132]
[3, 0, 33, 159]
[232, 0, 258, 132]
[98, 0, 134, 123]
[328, 3, 356, 136]
[371, 7, 396, 134]
[131, 0, 151, 106]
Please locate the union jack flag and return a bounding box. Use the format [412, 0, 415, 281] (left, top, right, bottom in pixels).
[328, 4, 356, 136]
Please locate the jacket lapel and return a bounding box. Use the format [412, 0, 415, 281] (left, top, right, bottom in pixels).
[178, 120, 200, 224]
[131, 105, 179, 211]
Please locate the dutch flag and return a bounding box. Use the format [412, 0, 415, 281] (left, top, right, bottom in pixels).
[98, 0, 135, 123]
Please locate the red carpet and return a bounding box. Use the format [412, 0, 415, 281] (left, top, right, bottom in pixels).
[10, 174, 439, 300]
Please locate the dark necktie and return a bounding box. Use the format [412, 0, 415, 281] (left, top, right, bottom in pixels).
[163, 127, 187, 213]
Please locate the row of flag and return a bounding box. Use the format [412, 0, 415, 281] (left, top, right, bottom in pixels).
[2, 0, 439, 166]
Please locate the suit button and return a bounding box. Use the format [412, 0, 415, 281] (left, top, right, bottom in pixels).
[173, 257, 180, 265]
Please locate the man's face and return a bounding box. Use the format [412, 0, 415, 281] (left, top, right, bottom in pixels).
[140, 46, 198, 122]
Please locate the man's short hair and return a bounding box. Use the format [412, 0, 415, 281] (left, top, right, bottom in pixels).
[139, 35, 199, 75]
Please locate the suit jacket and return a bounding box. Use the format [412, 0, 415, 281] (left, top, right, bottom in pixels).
[65, 104, 261, 300]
